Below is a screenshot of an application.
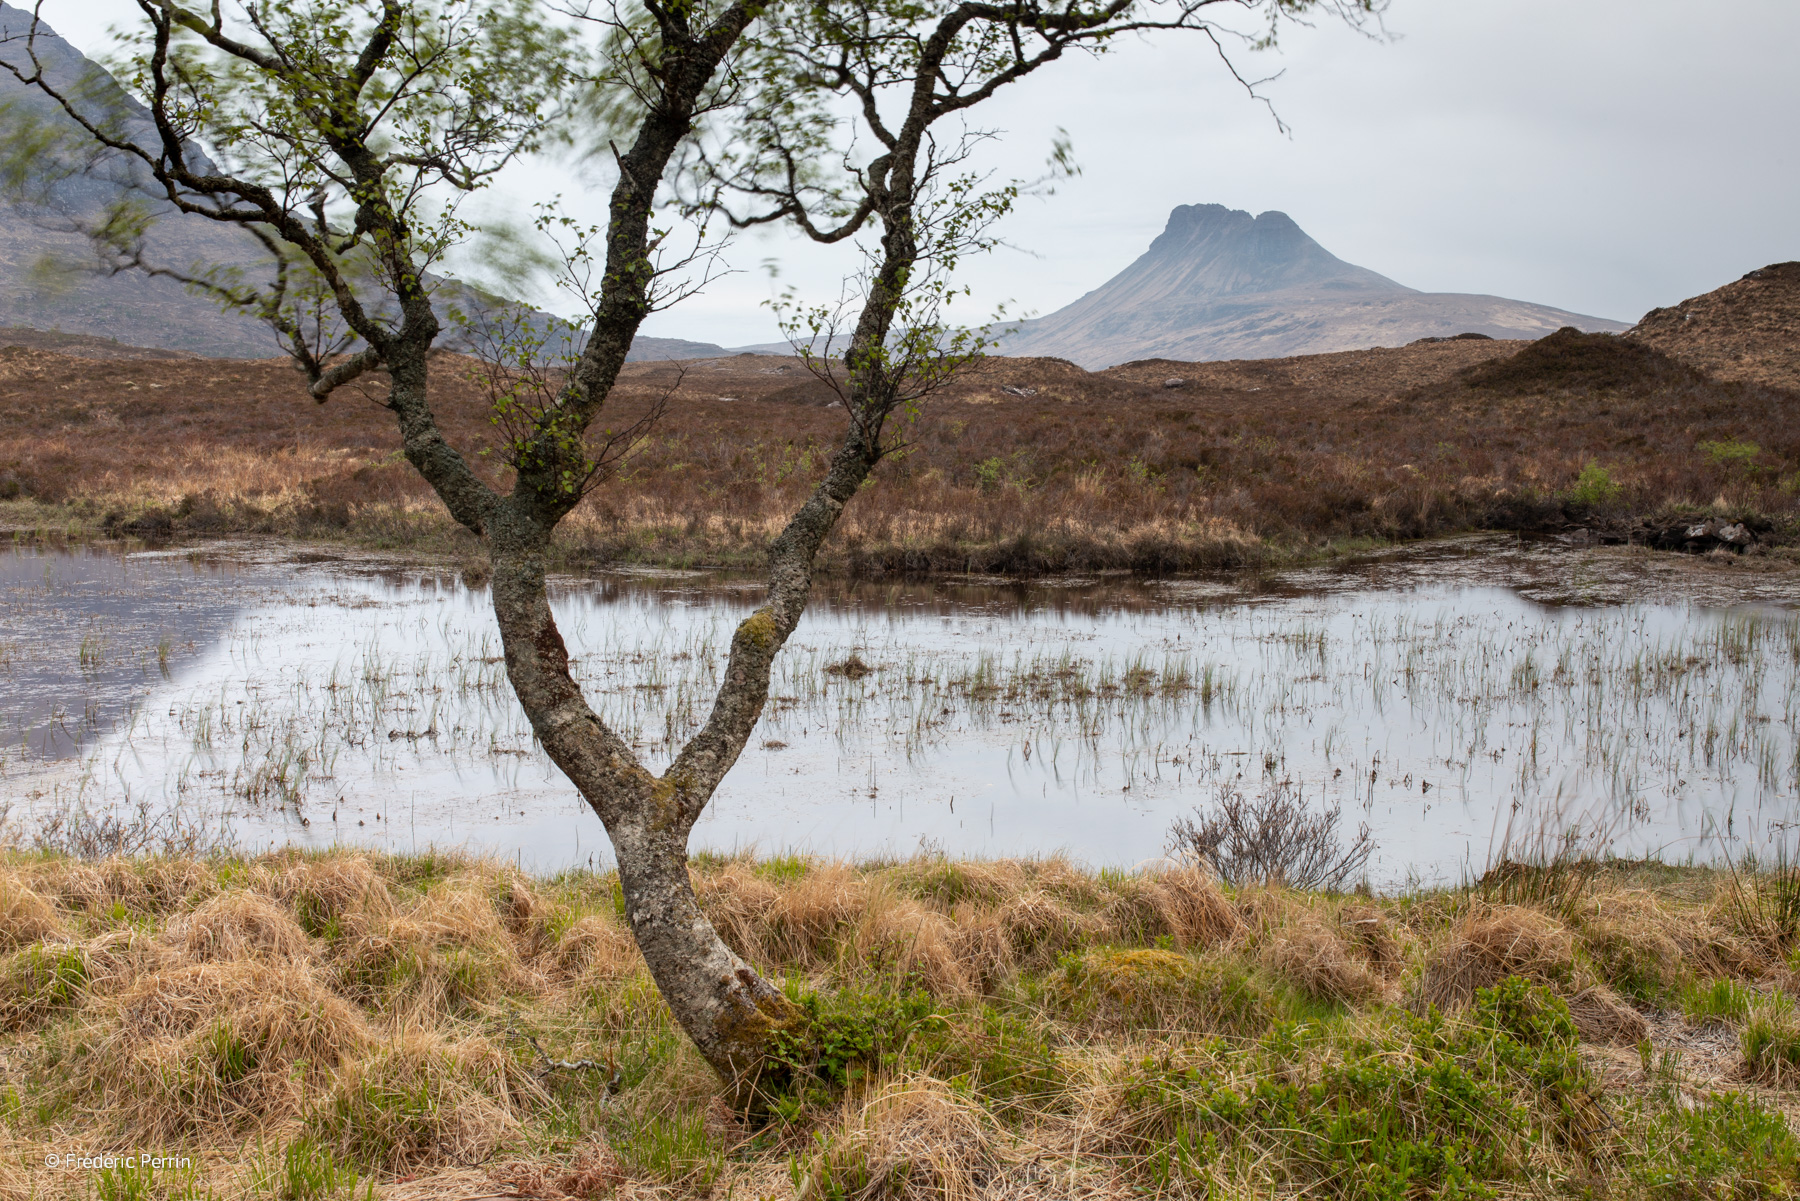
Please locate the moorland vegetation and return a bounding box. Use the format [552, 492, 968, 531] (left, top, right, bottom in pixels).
[1, 847, 1798, 1199]
[2, 328, 1798, 576]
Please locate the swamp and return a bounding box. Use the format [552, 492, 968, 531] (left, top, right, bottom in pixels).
[0, 530, 1798, 1201]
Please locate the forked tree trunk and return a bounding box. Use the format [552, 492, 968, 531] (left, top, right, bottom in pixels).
[479, 439, 881, 1098]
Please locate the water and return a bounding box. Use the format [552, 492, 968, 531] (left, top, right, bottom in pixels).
[3, 538, 1798, 887]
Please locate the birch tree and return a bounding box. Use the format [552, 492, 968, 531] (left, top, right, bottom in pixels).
[5, 0, 1379, 1104]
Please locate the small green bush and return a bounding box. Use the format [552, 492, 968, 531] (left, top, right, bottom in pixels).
[764, 986, 935, 1107]
[1637, 1089, 1800, 1192]
[1567, 461, 1622, 506]
[1698, 438, 1761, 469]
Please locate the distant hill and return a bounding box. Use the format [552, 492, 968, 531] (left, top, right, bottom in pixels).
[0, 3, 283, 356]
[0, 5, 703, 364]
[1627, 262, 1800, 389]
[999, 204, 1629, 368]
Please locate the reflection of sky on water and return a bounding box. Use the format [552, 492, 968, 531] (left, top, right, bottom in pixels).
[4, 539, 1798, 888]
[0, 546, 278, 762]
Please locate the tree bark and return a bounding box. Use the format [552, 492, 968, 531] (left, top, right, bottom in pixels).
[479, 426, 885, 1096]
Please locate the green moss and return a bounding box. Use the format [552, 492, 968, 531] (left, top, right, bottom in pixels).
[737, 608, 779, 652]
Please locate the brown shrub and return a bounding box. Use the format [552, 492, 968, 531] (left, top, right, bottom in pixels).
[853, 892, 971, 998]
[25, 856, 217, 917]
[1260, 913, 1387, 1005]
[337, 880, 530, 1013]
[1565, 985, 1650, 1046]
[311, 1027, 544, 1171]
[1144, 867, 1243, 949]
[798, 1076, 1001, 1201]
[1338, 904, 1410, 973]
[1418, 904, 1575, 1010]
[265, 854, 395, 938]
[1572, 890, 1687, 1002]
[553, 914, 640, 980]
[995, 889, 1097, 969]
[763, 865, 866, 963]
[693, 864, 781, 964]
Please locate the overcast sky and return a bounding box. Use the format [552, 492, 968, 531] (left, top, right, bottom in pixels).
[40, 0, 1800, 347]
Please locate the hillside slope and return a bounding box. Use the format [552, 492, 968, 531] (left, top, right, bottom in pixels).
[1627, 262, 1800, 389]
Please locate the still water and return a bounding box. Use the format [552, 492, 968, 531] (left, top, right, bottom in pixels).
[3, 538, 1797, 887]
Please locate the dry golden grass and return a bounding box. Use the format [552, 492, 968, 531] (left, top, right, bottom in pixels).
[95, 959, 374, 1138]
[0, 871, 63, 948]
[0, 849, 1794, 1200]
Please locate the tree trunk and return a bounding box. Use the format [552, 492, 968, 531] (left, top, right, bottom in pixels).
[484, 504, 807, 1101]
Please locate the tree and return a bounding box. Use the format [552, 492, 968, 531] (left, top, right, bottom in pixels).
[5, 0, 1380, 1104]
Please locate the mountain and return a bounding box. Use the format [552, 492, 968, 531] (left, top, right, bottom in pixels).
[0, 6, 703, 364]
[0, 4, 285, 356]
[999, 204, 1629, 368]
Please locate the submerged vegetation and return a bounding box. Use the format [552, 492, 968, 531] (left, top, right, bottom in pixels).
[0, 849, 1796, 1198]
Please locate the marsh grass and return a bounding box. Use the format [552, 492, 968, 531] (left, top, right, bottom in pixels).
[23, 571, 1800, 897]
[0, 849, 1796, 1199]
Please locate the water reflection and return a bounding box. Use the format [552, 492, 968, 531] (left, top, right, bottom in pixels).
[4, 538, 1798, 887]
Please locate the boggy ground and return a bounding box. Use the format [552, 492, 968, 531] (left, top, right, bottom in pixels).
[2, 850, 1798, 1199]
[1, 328, 1797, 575]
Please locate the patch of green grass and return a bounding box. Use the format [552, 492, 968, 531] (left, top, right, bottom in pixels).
[904, 1003, 1067, 1113]
[0, 942, 88, 1027]
[1739, 992, 1800, 1082]
[753, 854, 813, 885]
[93, 1160, 207, 1201]
[1568, 460, 1622, 507]
[1116, 977, 1587, 1200]
[1699, 438, 1761, 469]
[1681, 976, 1754, 1025]
[251, 1136, 371, 1201]
[1050, 947, 1286, 1035]
[612, 1111, 722, 1191]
